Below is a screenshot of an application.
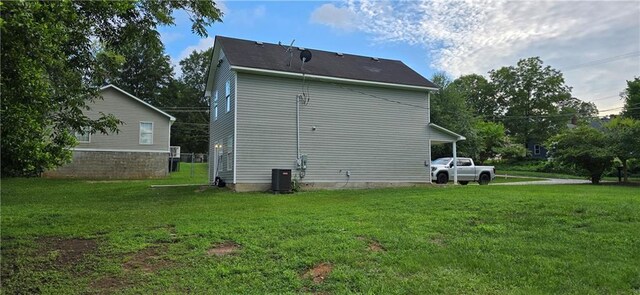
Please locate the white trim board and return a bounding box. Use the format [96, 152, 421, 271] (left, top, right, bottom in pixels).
[100, 84, 176, 122]
[72, 148, 170, 153]
[233, 71, 238, 184]
[229, 66, 439, 92]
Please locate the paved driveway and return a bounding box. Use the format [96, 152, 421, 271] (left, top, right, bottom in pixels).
[493, 178, 592, 185]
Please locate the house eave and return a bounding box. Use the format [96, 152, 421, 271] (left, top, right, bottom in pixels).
[229, 65, 439, 92]
[429, 123, 466, 142]
[99, 85, 176, 122]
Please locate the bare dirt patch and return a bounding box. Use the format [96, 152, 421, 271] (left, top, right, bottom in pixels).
[37, 237, 98, 267]
[357, 236, 386, 252]
[207, 241, 240, 256]
[90, 276, 131, 293]
[368, 240, 385, 252]
[429, 236, 446, 247]
[123, 246, 172, 273]
[303, 263, 333, 284]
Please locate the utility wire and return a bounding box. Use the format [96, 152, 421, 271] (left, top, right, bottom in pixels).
[563, 51, 640, 71]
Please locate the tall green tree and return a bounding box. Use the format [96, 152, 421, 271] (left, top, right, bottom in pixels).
[1, 1, 222, 177]
[450, 74, 499, 119]
[429, 72, 479, 159]
[605, 117, 640, 182]
[490, 57, 572, 145]
[546, 126, 613, 184]
[474, 121, 508, 163]
[98, 29, 174, 105]
[621, 77, 640, 119]
[154, 48, 212, 153]
[559, 97, 598, 124]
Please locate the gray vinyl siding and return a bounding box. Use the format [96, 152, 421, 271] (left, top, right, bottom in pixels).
[208, 50, 236, 183]
[79, 87, 171, 152]
[236, 72, 431, 183]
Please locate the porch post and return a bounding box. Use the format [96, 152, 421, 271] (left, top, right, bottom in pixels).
[453, 140, 458, 184]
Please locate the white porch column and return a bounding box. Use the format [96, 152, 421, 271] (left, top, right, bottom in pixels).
[453, 141, 458, 184]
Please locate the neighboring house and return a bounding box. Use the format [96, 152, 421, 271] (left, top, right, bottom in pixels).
[206, 36, 464, 191]
[44, 85, 175, 179]
[526, 141, 548, 159]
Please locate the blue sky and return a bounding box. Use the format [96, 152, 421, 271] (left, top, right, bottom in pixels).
[159, 1, 640, 115]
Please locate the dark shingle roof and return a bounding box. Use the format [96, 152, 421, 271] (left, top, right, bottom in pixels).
[216, 36, 438, 89]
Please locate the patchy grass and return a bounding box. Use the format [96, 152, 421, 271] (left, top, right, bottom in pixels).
[2, 172, 639, 293]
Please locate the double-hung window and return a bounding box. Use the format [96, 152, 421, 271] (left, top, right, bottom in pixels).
[139, 122, 154, 145]
[534, 144, 541, 155]
[225, 80, 231, 113]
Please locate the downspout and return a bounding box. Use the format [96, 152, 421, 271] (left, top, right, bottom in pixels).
[296, 94, 300, 160]
[427, 91, 431, 182]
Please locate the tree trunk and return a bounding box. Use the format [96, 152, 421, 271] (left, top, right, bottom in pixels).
[623, 162, 628, 182]
[591, 175, 600, 184]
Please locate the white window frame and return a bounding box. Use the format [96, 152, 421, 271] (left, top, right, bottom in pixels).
[534, 144, 541, 155]
[213, 90, 219, 120]
[139, 121, 154, 145]
[225, 80, 231, 113]
[74, 126, 91, 143]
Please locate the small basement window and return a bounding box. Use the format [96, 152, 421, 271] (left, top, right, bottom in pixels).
[74, 127, 91, 143]
[139, 122, 153, 145]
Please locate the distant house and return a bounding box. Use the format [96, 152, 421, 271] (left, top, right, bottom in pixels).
[45, 85, 175, 179]
[527, 141, 548, 159]
[206, 36, 464, 191]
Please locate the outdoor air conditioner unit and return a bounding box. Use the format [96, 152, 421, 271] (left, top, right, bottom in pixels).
[271, 169, 292, 194]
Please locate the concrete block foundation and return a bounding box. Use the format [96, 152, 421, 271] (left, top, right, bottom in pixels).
[44, 150, 169, 179]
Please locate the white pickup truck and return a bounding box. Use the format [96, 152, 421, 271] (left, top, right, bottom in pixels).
[431, 157, 496, 185]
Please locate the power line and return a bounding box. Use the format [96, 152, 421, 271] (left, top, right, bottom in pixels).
[563, 51, 640, 71]
[587, 94, 620, 102]
[332, 82, 427, 110]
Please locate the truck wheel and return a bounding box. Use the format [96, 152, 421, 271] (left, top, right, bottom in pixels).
[436, 172, 449, 184]
[459, 181, 469, 185]
[478, 173, 490, 185]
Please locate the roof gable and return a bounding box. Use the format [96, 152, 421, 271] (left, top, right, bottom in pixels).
[99, 85, 176, 122]
[215, 36, 438, 90]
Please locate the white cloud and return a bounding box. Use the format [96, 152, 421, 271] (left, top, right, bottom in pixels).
[310, 3, 359, 30]
[160, 31, 184, 44]
[173, 37, 215, 77]
[227, 4, 267, 26]
[315, 0, 640, 115]
[217, 0, 230, 15]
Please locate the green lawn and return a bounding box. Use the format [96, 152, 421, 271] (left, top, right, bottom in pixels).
[2, 170, 639, 294]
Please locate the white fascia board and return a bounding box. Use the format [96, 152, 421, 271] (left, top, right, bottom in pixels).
[229, 66, 439, 92]
[100, 85, 176, 122]
[428, 123, 466, 141]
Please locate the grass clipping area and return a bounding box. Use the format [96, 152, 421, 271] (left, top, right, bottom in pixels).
[2, 177, 640, 293]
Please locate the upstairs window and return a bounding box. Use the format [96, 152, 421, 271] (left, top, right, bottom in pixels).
[139, 122, 154, 145]
[225, 80, 231, 113]
[75, 127, 91, 143]
[213, 90, 219, 120]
